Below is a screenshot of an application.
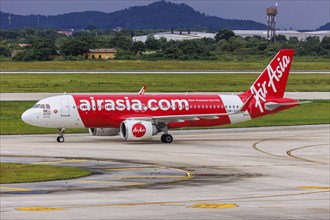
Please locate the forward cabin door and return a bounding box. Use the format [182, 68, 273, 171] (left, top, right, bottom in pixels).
[60, 96, 70, 117]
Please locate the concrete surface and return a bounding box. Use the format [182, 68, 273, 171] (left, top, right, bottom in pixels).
[0, 125, 329, 220]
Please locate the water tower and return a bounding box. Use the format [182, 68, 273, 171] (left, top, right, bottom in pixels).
[266, 3, 278, 43]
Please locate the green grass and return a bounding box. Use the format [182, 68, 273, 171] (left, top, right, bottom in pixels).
[0, 100, 329, 135]
[0, 162, 91, 184]
[1, 74, 329, 93]
[0, 60, 329, 70]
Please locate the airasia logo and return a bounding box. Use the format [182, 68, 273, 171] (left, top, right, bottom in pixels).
[250, 55, 291, 113]
[132, 123, 146, 138]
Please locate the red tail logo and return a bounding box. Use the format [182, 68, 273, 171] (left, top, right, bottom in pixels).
[245, 49, 294, 113]
[132, 123, 146, 138]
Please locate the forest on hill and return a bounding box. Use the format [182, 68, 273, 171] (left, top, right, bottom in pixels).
[0, 1, 267, 31]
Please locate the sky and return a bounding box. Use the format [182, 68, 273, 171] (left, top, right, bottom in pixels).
[1, 0, 329, 30]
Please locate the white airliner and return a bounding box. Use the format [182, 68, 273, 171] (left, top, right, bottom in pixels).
[22, 49, 301, 143]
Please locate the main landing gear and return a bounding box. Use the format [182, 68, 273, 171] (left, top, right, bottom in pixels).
[157, 123, 173, 143]
[161, 134, 173, 143]
[57, 128, 65, 143]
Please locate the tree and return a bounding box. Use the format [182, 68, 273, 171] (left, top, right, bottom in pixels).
[288, 37, 299, 46]
[13, 50, 36, 61]
[217, 39, 232, 52]
[111, 32, 133, 50]
[320, 36, 330, 50]
[60, 36, 97, 56]
[229, 37, 246, 52]
[131, 41, 146, 54]
[31, 38, 57, 60]
[60, 38, 90, 56]
[145, 36, 159, 50]
[215, 29, 235, 42]
[0, 40, 11, 57]
[276, 35, 287, 43]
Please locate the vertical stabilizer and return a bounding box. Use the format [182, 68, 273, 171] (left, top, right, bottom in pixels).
[246, 49, 294, 98]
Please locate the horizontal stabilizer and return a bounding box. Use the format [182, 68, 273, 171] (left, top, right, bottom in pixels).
[264, 101, 308, 111]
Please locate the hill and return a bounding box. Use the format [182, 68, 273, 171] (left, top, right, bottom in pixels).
[0, 1, 267, 30]
[316, 22, 330, 31]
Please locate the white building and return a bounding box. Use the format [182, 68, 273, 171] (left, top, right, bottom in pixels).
[133, 30, 330, 42]
[133, 31, 216, 42]
[233, 30, 330, 41]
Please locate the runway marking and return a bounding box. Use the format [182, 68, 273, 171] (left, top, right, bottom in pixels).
[106, 166, 194, 184]
[7, 190, 328, 212]
[252, 137, 293, 159]
[170, 168, 194, 181]
[105, 166, 157, 170]
[298, 186, 330, 190]
[33, 159, 87, 164]
[0, 186, 31, 192]
[189, 203, 238, 209]
[66, 201, 181, 209]
[16, 207, 65, 212]
[75, 180, 147, 186]
[103, 175, 187, 179]
[252, 136, 329, 164]
[287, 144, 329, 164]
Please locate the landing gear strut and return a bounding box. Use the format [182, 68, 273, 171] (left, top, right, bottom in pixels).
[57, 128, 65, 143]
[161, 134, 173, 143]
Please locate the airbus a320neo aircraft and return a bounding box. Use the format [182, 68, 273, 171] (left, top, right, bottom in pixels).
[22, 49, 301, 143]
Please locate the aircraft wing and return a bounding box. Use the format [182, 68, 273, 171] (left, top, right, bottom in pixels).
[127, 95, 253, 124]
[130, 112, 242, 123]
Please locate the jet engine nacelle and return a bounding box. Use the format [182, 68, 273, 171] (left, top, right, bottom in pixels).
[89, 128, 120, 136]
[120, 120, 158, 141]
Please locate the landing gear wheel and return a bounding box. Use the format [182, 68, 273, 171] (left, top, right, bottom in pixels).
[57, 136, 64, 143]
[57, 128, 65, 143]
[161, 134, 173, 143]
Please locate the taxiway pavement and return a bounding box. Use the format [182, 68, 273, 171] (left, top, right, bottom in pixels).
[1, 125, 329, 220]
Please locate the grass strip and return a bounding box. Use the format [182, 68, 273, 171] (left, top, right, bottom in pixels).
[0, 162, 91, 184]
[1, 60, 329, 71]
[0, 100, 328, 135]
[1, 74, 329, 93]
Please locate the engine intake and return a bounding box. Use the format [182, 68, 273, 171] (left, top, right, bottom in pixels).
[120, 120, 157, 140]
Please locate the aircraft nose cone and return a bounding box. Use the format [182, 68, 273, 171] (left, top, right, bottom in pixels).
[21, 109, 33, 125]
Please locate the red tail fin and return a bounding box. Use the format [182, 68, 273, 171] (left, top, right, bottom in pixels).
[240, 49, 294, 115]
[245, 49, 294, 98]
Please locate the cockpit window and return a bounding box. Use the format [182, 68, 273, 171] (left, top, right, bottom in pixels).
[33, 104, 51, 110]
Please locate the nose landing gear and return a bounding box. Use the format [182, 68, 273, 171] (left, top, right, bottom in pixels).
[57, 128, 65, 143]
